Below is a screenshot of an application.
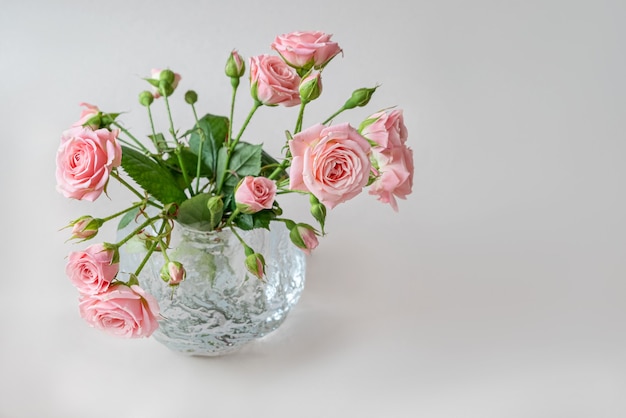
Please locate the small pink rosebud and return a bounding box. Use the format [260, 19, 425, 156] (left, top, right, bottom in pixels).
[68, 216, 103, 241]
[245, 252, 266, 280]
[225, 50, 246, 79]
[289, 223, 319, 255]
[160, 261, 186, 286]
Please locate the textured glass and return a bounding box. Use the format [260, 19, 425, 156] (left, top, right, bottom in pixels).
[118, 221, 306, 356]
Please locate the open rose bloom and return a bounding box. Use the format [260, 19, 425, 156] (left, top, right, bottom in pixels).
[66, 243, 118, 295]
[361, 109, 414, 211]
[271, 31, 342, 71]
[235, 176, 277, 213]
[289, 123, 371, 209]
[79, 284, 160, 338]
[55, 126, 122, 201]
[249, 54, 301, 106]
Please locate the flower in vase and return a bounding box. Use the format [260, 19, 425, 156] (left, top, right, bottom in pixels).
[289, 123, 372, 209]
[66, 243, 118, 295]
[249, 54, 301, 106]
[271, 31, 342, 72]
[360, 109, 414, 211]
[79, 284, 160, 338]
[234, 176, 277, 214]
[55, 126, 122, 201]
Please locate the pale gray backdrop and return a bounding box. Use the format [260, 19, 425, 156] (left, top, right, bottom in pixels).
[1, 0, 625, 417]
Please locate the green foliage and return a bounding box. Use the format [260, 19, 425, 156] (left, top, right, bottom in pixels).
[120, 146, 187, 205]
[219, 142, 263, 188]
[177, 193, 216, 231]
[234, 209, 276, 231]
[117, 206, 141, 230]
[188, 113, 229, 180]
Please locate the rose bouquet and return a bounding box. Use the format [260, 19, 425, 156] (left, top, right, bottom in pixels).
[57, 31, 414, 340]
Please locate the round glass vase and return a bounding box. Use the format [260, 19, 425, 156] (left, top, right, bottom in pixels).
[117, 220, 306, 356]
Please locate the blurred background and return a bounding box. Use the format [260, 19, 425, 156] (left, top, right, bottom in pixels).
[1, 0, 625, 417]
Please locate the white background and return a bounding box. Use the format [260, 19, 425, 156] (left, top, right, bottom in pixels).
[1, 0, 625, 417]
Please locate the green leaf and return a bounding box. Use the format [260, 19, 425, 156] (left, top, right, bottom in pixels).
[120, 146, 187, 205]
[177, 193, 215, 231]
[233, 210, 275, 231]
[219, 142, 263, 188]
[117, 206, 140, 230]
[188, 114, 230, 179]
[215, 146, 229, 191]
[148, 133, 168, 153]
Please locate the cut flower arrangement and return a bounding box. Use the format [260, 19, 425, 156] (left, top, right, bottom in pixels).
[57, 31, 414, 344]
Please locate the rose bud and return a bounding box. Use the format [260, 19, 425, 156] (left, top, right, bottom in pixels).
[245, 252, 266, 280]
[68, 216, 104, 241]
[309, 194, 327, 234]
[343, 86, 378, 110]
[139, 91, 154, 107]
[146, 68, 181, 98]
[289, 223, 319, 255]
[184, 90, 198, 105]
[299, 71, 323, 104]
[160, 261, 186, 286]
[225, 50, 246, 79]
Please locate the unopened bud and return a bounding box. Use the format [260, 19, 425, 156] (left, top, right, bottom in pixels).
[309, 194, 327, 234]
[160, 261, 186, 286]
[225, 50, 246, 79]
[67, 216, 103, 241]
[139, 91, 154, 107]
[147, 69, 181, 98]
[245, 252, 266, 280]
[159, 69, 176, 85]
[288, 223, 319, 255]
[184, 90, 198, 105]
[343, 86, 378, 110]
[299, 72, 323, 104]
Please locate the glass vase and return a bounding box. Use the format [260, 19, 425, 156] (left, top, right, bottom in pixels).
[117, 219, 306, 356]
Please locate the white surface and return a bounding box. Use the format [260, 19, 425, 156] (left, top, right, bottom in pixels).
[1, 0, 626, 417]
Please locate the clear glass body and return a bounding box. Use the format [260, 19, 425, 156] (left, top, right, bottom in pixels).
[118, 220, 306, 356]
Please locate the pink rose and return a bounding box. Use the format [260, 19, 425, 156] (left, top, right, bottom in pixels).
[56, 126, 122, 201]
[79, 284, 160, 338]
[289, 123, 371, 209]
[369, 145, 414, 211]
[360, 109, 414, 210]
[360, 109, 408, 150]
[66, 243, 118, 294]
[249, 55, 301, 107]
[72, 102, 100, 128]
[271, 31, 342, 70]
[235, 176, 277, 213]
